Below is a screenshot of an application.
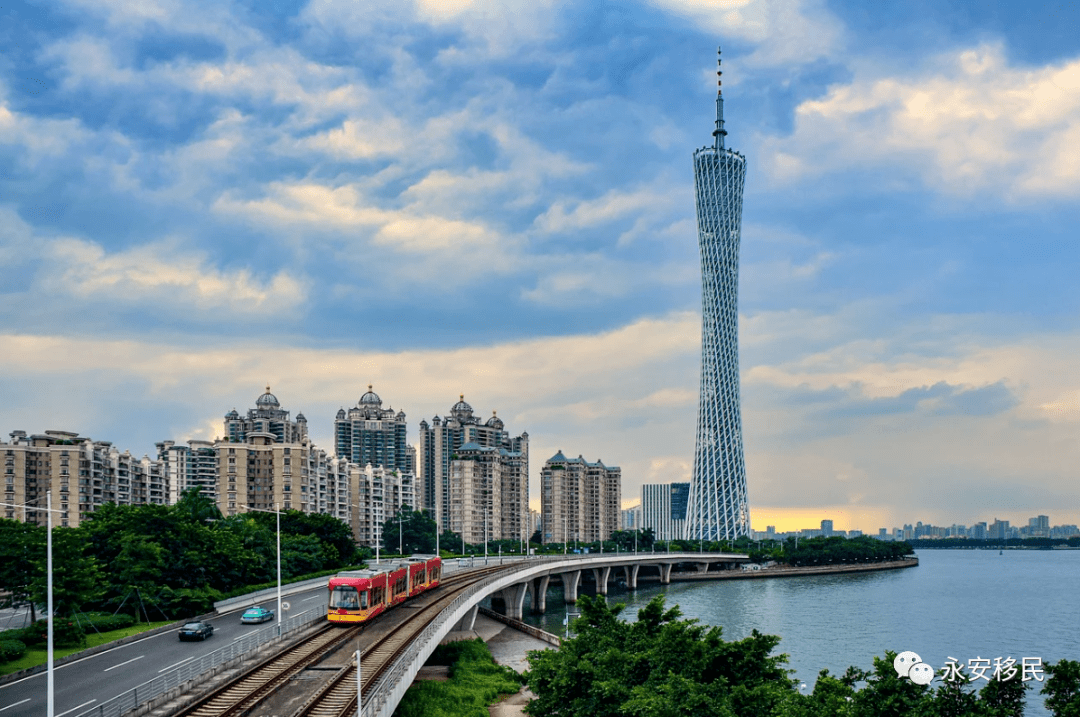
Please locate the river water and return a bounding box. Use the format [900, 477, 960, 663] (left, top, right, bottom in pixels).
[517, 549, 1080, 716]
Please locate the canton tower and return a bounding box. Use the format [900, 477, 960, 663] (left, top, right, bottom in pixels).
[685, 48, 751, 541]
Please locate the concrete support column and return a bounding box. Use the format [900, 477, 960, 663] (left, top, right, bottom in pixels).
[659, 563, 673, 585]
[591, 566, 612, 596]
[696, 562, 709, 573]
[561, 570, 582, 603]
[623, 564, 639, 590]
[498, 583, 530, 620]
[454, 604, 478, 632]
[529, 575, 551, 614]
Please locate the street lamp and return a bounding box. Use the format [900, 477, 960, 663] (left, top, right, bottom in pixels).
[3, 494, 62, 717]
[244, 503, 283, 636]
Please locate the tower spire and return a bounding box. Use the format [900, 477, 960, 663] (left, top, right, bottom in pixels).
[712, 46, 727, 149]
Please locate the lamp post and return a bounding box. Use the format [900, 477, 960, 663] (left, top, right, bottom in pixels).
[355, 647, 362, 717]
[3, 495, 62, 717]
[245, 503, 283, 636]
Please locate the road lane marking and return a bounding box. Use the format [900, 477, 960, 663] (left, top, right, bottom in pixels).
[56, 700, 95, 717]
[0, 699, 31, 712]
[158, 655, 196, 673]
[103, 655, 144, 672]
[302, 595, 321, 601]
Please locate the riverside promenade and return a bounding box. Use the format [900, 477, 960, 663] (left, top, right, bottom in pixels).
[640, 556, 919, 583]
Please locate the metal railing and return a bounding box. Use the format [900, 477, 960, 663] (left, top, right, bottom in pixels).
[74, 607, 324, 717]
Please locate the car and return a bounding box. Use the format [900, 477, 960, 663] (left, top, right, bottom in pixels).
[178, 621, 214, 641]
[240, 606, 275, 624]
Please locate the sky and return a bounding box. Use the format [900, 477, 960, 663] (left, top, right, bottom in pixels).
[2, 0, 1079, 534]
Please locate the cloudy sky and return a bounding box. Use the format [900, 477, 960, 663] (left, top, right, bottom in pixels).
[2, 0, 1079, 533]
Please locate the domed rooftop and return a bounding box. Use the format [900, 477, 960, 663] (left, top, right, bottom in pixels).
[336, 408, 346, 420]
[451, 394, 473, 415]
[256, 385, 280, 408]
[225, 408, 239, 419]
[296, 412, 307, 422]
[359, 384, 382, 407]
[485, 410, 503, 429]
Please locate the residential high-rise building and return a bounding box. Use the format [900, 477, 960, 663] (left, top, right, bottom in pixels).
[621, 502, 642, 531]
[540, 451, 621, 544]
[641, 483, 689, 541]
[417, 396, 528, 530]
[3, 430, 167, 528]
[224, 385, 308, 444]
[686, 48, 751, 541]
[334, 385, 415, 473]
[156, 439, 218, 503]
[821, 519, 834, 537]
[447, 441, 528, 544]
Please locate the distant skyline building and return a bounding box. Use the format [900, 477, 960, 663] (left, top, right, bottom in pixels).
[641, 482, 689, 541]
[686, 48, 751, 541]
[334, 385, 415, 474]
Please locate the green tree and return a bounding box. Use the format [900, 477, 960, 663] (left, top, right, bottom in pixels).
[31, 527, 105, 616]
[978, 674, 1027, 717]
[525, 594, 798, 717]
[382, 506, 436, 554]
[0, 519, 45, 622]
[1042, 659, 1080, 717]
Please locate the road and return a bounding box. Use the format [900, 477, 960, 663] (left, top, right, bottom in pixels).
[0, 557, 499, 717]
[0, 586, 328, 717]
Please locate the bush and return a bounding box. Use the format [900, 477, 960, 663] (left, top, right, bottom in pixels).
[16, 619, 86, 648]
[0, 638, 27, 663]
[397, 639, 523, 717]
[78, 612, 136, 632]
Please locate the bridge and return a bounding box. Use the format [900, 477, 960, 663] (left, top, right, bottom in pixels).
[365, 552, 749, 717]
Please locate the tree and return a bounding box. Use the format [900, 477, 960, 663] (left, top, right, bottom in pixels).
[525, 594, 799, 717]
[1042, 659, 1080, 717]
[0, 519, 45, 622]
[382, 506, 436, 554]
[31, 526, 105, 616]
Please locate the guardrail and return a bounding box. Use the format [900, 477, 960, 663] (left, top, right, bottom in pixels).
[74, 607, 324, 717]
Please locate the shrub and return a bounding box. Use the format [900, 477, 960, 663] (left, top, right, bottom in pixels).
[20, 619, 86, 648]
[0, 639, 27, 663]
[78, 612, 136, 632]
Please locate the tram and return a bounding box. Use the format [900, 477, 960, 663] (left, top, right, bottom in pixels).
[327, 554, 442, 624]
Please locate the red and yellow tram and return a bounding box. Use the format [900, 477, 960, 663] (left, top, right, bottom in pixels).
[327, 554, 442, 624]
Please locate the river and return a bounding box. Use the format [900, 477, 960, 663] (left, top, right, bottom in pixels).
[516, 549, 1080, 716]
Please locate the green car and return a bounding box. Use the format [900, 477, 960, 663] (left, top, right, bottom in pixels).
[240, 606, 275, 624]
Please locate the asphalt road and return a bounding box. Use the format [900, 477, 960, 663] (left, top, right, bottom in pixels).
[0, 585, 328, 717]
[0, 556, 509, 717]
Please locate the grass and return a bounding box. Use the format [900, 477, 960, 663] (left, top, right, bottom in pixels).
[396, 639, 525, 717]
[0, 620, 175, 676]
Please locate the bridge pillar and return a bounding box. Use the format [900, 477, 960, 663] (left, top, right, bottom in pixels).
[454, 604, 478, 632]
[561, 570, 582, 604]
[591, 566, 612, 596]
[696, 562, 709, 573]
[529, 575, 551, 614]
[623, 564, 639, 589]
[498, 583, 530, 620]
[659, 563, 672, 585]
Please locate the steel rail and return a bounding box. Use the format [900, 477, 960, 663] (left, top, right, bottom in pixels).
[293, 564, 522, 717]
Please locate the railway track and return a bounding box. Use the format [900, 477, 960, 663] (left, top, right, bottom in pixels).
[173, 622, 363, 717]
[294, 562, 524, 717]
[173, 562, 525, 717]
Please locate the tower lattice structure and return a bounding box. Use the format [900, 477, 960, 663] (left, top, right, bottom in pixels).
[685, 48, 751, 541]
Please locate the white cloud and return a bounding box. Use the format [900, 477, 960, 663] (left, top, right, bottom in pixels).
[761, 44, 1080, 199]
[646, 0, 843, 67]
[41, 237, 306, 315]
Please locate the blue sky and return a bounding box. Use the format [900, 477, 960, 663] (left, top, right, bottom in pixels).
[2, 0, 1079, 532]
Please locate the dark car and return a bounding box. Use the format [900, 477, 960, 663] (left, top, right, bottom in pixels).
[240, 606, 275, 624]
[178, 621, 214, 641]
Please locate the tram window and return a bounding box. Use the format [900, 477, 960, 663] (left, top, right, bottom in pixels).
[330, 585, 360, 609]
[360, 590, 369, 609]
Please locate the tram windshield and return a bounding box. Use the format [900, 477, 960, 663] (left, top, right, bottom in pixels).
[330, 585, 366, 610]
